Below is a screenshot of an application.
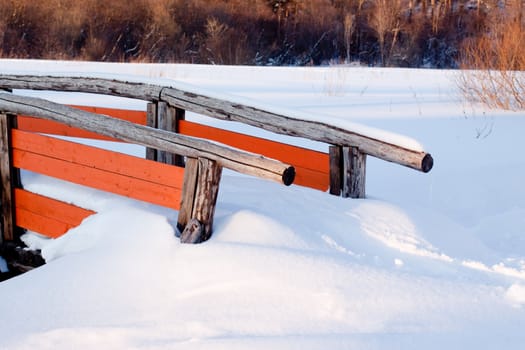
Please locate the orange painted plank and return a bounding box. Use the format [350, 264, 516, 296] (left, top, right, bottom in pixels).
[12, 129, 184, 189]
[16, 104, 329, 190]
[17, 116, 118, 141]
[14, 149, 182, 210]
[70, 105, 147, 125]
[16, 207, 72, 238]
[178, 120, 330, 190]
[13, 150, 182, 210]
[14, 189, 95, 238]
[179, 120, 328, 171]
[12, 131, 184, 209]
[15, 188, 95, 225]
[293, 167, 330, 191]
[17, 105, 147, 140]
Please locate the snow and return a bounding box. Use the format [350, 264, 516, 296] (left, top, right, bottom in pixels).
[1, 60, 525, 349]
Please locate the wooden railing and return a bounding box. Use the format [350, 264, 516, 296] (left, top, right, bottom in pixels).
[0, 93, 294, 244]
[0, 74, 434, 196]
[16, 105, 330, 191]
[0, 74, 434, 244]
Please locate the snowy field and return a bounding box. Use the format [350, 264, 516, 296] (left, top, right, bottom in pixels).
[1, 60, 525, 349]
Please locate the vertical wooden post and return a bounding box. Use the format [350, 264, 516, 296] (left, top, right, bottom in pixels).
[342, 146, 366, 199]
[328, 145, 366, 199]
[156, 101, 171, 164]
[173, 107, 186, 167]
[329, 146, 342, 196]
[191, 158, 222, 241]
[177, 157, 199, 235]
[146, 103, 157, 161]
[177, 157, 222, 244]
[0, 113, 18, 242]
[147, 101, 186, 167]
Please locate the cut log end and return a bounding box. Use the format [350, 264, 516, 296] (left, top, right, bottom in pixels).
[421, 153, 434, 173]
[282, 166, 295, 186]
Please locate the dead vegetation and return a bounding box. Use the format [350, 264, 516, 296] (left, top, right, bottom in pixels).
[458, 0, 525, 110]
[0, 0, 511, 67]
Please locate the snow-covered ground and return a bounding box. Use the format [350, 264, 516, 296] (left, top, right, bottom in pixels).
[1, 60, 524, 349]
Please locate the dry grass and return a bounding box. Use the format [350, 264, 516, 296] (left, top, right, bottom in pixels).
[0, 0, 519, 68]
[458, 3, 525, 110]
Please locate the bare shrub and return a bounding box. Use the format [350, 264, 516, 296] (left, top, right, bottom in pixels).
[204, 17, 230, 62]
[0, 0, 50, 57]
[370, 0, 402, 66]
[458, 2, 525, 110]
[343, 13, 355, 62]
[0, 0, 520, 68]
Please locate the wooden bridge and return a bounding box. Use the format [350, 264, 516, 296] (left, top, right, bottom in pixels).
[0, 74, 433, 244]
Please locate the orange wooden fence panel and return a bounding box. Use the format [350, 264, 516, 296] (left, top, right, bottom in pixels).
[18, 105, 330, 191]
[178, 120, 330, 191]
[10, 105, 331, 239]
[12, 129, 185, 210]
[15, 188, 95, 238]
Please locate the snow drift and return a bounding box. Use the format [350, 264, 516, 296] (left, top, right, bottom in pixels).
[0, 60, 524, 349]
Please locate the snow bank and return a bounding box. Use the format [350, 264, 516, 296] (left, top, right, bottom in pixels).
[1, 60, 524, 349]
[506, 284, 525, 307]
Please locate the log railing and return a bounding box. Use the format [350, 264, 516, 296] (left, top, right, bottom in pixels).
[0, 93, 294, 244]
[17, 105, 331, 191]
[0, 74, 434, 243]
[0, 94, 294, 185]
[0, 74, 433, 196]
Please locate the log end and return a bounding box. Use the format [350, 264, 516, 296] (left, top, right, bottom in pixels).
[421, 153, 434, 173]
[282, 166, 296, 186]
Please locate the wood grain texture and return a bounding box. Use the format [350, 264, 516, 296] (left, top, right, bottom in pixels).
[0, 113, 14, 241]
[13, 129, 184, 188]
[146, 102, 158, 161]
[17, 116, 117, 141]
[180, 218, 203, 244]
[17, 106, 146, 141]
[15, 208, 71, 238]
[178, 120, 329, 190]
[177, 157, 199, 235]
[177, 157, 222, 242]
[0, 75, 162, 101]
[14, 188, 95, 238]
[72, 105, 147, 125]
[12, 130, 185, 209]
[17, 104, 325, 190]
[191, 158, 222, 242]
[329, 146, 342, 196]
[0, 93, 294, 186]
[342, 146, 366, 199]
[173, 107, 186, 167]
[0, 75, 433, 172]
[159, 89, 432, 173]
[157, 101, 178, 165]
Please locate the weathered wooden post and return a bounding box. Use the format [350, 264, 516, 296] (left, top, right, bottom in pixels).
[329, 145, 366, 199]
[342, 146, 366, 198]
[146, 101, 186, 166]
[0, 94, 294, 246]
[0, 113, 19, 242]
[145, 103, 157, 161]
[329, 146, 342, 196]
[177, 157, 222, 243]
